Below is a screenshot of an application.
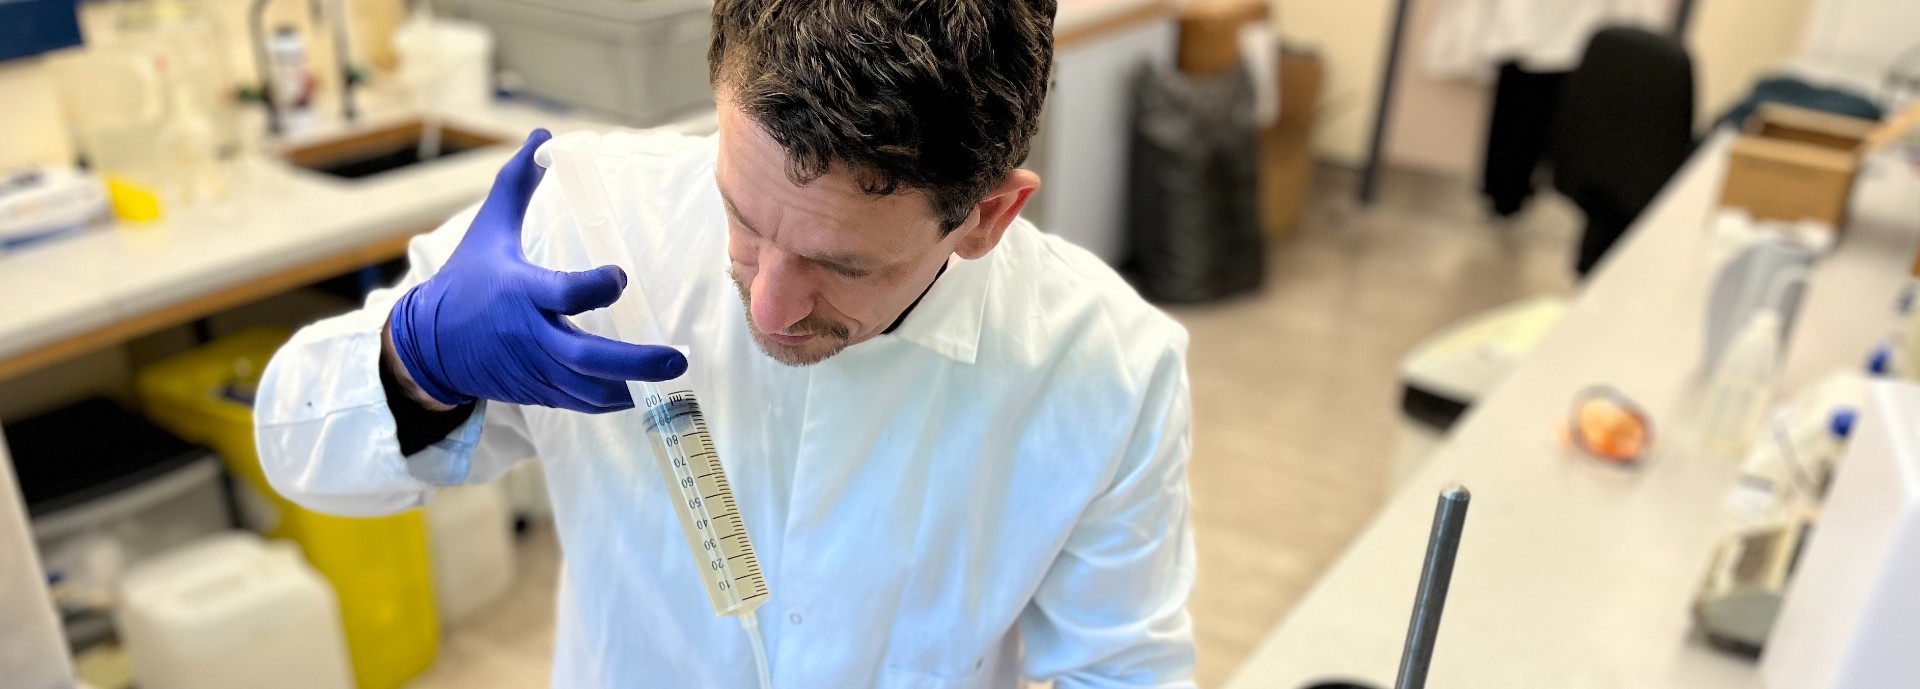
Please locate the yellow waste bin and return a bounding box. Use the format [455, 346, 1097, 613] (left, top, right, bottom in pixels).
[137, 327, 438, 689]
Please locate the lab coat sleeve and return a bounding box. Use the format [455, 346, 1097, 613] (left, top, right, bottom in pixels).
[253, 202, 537, 517]
[1021, 337, 1199, 688]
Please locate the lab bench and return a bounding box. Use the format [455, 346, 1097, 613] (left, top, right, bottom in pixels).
[0, 101, 710, 382]
[1223, 129, 1920, 688]
[0, 100, 707, 685]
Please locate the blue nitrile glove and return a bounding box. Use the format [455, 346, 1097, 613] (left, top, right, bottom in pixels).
[387, 129, 686, 413]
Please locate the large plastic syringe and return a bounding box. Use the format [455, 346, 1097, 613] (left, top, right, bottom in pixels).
[533, 133, 773, 688]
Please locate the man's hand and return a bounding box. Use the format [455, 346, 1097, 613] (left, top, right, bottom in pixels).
[384, 129, 687, 413]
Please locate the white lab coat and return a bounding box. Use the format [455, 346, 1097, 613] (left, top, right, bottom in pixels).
[254, 131, 1197, 688]
[1424, 0, 1671, 80]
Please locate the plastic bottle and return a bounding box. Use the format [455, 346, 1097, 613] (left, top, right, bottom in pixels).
[159, 60, 226, 206]
[1868, 342, 1895, 377]
[1893, 264, 1920, 378]
[1703, 311, 1783, 459]
[268, 27, 318, 136]
[1807, 408, 1858, 497]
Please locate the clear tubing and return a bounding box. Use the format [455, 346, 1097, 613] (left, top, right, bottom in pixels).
[741, 610, 773, 689]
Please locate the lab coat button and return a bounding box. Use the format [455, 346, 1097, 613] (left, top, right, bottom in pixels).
[789, 613, 803, 625]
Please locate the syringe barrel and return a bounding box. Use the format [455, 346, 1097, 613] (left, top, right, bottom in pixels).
[638, 385, 771, 617]
[533, 133, 667, 346]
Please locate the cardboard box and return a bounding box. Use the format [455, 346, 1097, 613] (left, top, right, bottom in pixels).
[1177, 0, 1267, 76]
[1260, 50, 1324, 240]
[1719, 101, 1920, 229]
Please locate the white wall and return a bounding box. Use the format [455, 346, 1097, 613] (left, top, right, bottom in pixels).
[1800, 0, 1920, 82]
[1275, 0, 1825, 172]
[0, 58, 75, 170]
[1270, 0, 1394, 167]
[1380, 0, 1488, 177]
[1689, 0, 1817, 124]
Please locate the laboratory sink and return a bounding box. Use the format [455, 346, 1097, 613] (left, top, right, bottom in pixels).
[282, 119, 507, 180]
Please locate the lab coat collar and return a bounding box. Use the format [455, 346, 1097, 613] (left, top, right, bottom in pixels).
[883, 251, 991, 364]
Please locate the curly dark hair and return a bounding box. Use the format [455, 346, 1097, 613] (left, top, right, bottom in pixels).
[709, 0, 1057, 233]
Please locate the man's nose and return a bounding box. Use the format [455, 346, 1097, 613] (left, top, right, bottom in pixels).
[750, 253, 814, 335]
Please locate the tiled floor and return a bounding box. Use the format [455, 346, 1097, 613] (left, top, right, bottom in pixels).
[1171, 169, 1578, 685]
[408, 168, 1582, 688]
[406, 523, 560, 689]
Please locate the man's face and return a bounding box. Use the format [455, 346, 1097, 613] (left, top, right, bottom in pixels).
[715, 103, 968, 366]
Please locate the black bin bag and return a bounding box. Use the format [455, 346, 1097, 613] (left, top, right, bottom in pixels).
[1127, 63, 1266, 303]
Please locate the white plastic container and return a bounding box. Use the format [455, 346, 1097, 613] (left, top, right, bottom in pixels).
[33, 455, 228, 599]
[1895, 278, 1920, 379]
[436, 0, 713, 126]
[392, 15, 496, 110]
[117, 533, 353, 689]
[268, 27, 319, 136]
[0, 166, 109, 252]
[504, 459, 552, 522]
[428, 483, 516, 624]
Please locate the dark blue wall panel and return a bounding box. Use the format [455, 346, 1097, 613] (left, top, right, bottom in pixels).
[0, 0, 85, 63]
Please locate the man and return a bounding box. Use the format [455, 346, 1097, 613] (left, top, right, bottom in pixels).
[256, 1, 1196, 686]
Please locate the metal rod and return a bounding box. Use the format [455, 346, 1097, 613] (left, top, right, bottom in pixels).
[332, 0, 357, 124]
[1395, 485, 1471, 689]
[1359, 0, 1414, 206]
[1673, 0, 1698, 38]
[249, 0, 281, 137]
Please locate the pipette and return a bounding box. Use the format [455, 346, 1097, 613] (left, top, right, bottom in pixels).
[533, 133, 773, 689]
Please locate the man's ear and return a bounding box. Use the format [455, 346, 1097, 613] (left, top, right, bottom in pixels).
[952, 169, 1041, 260]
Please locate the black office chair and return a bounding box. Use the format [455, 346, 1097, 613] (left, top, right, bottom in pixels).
[1551, 27, 1695, 277]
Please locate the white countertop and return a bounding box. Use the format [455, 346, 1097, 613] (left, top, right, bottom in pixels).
[1224, 133, 1920, 689]
[0, 101, 714, 367]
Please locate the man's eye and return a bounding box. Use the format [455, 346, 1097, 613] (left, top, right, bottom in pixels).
[829, 265, 870, 279]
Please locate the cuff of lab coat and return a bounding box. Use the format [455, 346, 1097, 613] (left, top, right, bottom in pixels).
[402, 400, 491, 486]
[257, 302, 477, 515]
